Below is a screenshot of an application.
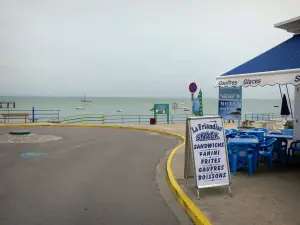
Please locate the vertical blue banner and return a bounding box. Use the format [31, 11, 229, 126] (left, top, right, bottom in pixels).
[193, 89, 203, 116]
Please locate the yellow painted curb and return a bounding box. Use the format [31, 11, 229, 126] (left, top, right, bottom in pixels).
[166, 136, 212, 225]
[0, 123, 212, 225]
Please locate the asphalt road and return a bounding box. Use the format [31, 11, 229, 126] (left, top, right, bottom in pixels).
[0, 127, 180, 225]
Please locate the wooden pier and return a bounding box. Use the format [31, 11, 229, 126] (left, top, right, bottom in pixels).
[0, 101, 16, 108]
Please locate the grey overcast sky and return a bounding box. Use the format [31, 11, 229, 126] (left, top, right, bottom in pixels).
[1, 0, 299, 98]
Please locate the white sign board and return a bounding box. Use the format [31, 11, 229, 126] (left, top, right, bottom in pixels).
[172, 102, 178, 111]
[187, 116, 230, 189]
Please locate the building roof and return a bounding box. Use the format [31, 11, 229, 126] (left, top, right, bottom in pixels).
[222, 34, 300, 77]
[216, 16, 300, 87]
[274, 16, 300, 34]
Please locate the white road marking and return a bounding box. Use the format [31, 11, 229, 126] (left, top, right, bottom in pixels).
[147, 132, 160, 136]
[74, 141, 97, 149]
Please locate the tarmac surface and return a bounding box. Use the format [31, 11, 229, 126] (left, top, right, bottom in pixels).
[0, 127, 182, 225]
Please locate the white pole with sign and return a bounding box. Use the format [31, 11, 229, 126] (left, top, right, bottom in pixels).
[184, 116, 232, 199]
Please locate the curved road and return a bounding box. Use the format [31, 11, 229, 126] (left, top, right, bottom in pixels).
[0, 127, 181, 225]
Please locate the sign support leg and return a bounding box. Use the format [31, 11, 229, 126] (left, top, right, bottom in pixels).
[197, 189, 200, 200]
[184, 118, 190, 187]
[228, 185, 233, 197]
[184, 142, 189, 186]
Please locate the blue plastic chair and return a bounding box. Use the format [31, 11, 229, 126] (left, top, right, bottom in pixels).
[279, 138, 289, 164]
[239, 131, 249, 136]
[269, 132, 284, 135]
[225, 129, 231, 135]
[238, 135, 260, 171]
[230, 129, 239, 133]
[282, 129, 294, 136]
[259, 138, 277, 169]
[288, 141, 300, 163]
[226, 132, 238, 141]
[253, 128, 270, 133]
[227, 143, 233, 168]
[268, 134, 289, 163]
[239, 134, 258, 139]
[229, 143, 255, 176]
[239, 134, 249, 138]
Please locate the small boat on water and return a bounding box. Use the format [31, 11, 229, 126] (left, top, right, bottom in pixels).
[180, 106, 190, 111]
[81, 94, 92, 103]
[76, 107, 86, 110]
[117, 109, 124, 112]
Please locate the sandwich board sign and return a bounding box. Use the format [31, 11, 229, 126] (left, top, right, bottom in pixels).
[184, 116, 232, 199]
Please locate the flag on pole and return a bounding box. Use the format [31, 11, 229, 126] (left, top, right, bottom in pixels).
[192, 89, 203, 116]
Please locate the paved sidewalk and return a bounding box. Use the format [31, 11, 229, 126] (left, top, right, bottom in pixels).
[145, 123, 300, 225]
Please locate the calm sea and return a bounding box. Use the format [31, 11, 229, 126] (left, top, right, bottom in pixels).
[0, 96, 290, 119]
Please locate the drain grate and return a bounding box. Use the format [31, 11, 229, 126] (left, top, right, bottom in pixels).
[20, 152, 48, 158]
[9, 130, 31, 135]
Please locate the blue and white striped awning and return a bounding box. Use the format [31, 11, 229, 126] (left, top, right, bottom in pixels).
[216, 34, 300, 87]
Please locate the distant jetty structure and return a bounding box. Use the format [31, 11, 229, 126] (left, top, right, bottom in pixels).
[0, 101, 16, 108]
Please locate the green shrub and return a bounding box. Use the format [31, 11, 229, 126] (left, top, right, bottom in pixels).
[284, 120, 293, 129]
[240, 120, 254, 128]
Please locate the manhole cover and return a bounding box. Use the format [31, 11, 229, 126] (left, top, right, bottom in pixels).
[20, 152, 48, 158]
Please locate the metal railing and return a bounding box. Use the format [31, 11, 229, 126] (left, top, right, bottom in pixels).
[61, 114, 105, 124]
[60, 113, 217, 124]
[244, 113, 292, 121]
[1, 110, 289, 124]
[0, 109, 60, 123]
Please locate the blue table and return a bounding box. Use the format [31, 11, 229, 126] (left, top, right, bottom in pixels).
[239, 131, 265, 139]
[229, 138, 259, 144]
[238, 128, 254, 132]
[266, 134, 293, 139]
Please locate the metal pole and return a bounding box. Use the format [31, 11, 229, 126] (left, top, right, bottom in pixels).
[279, 84, 283, 98]
[228, 186, 233, 197]
[197, 189, 200, 200]
[32, 107, 35, 123]
[285, 84, 293, 118]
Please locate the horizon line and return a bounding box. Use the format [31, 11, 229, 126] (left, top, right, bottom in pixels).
[0, 95, 289, 100]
